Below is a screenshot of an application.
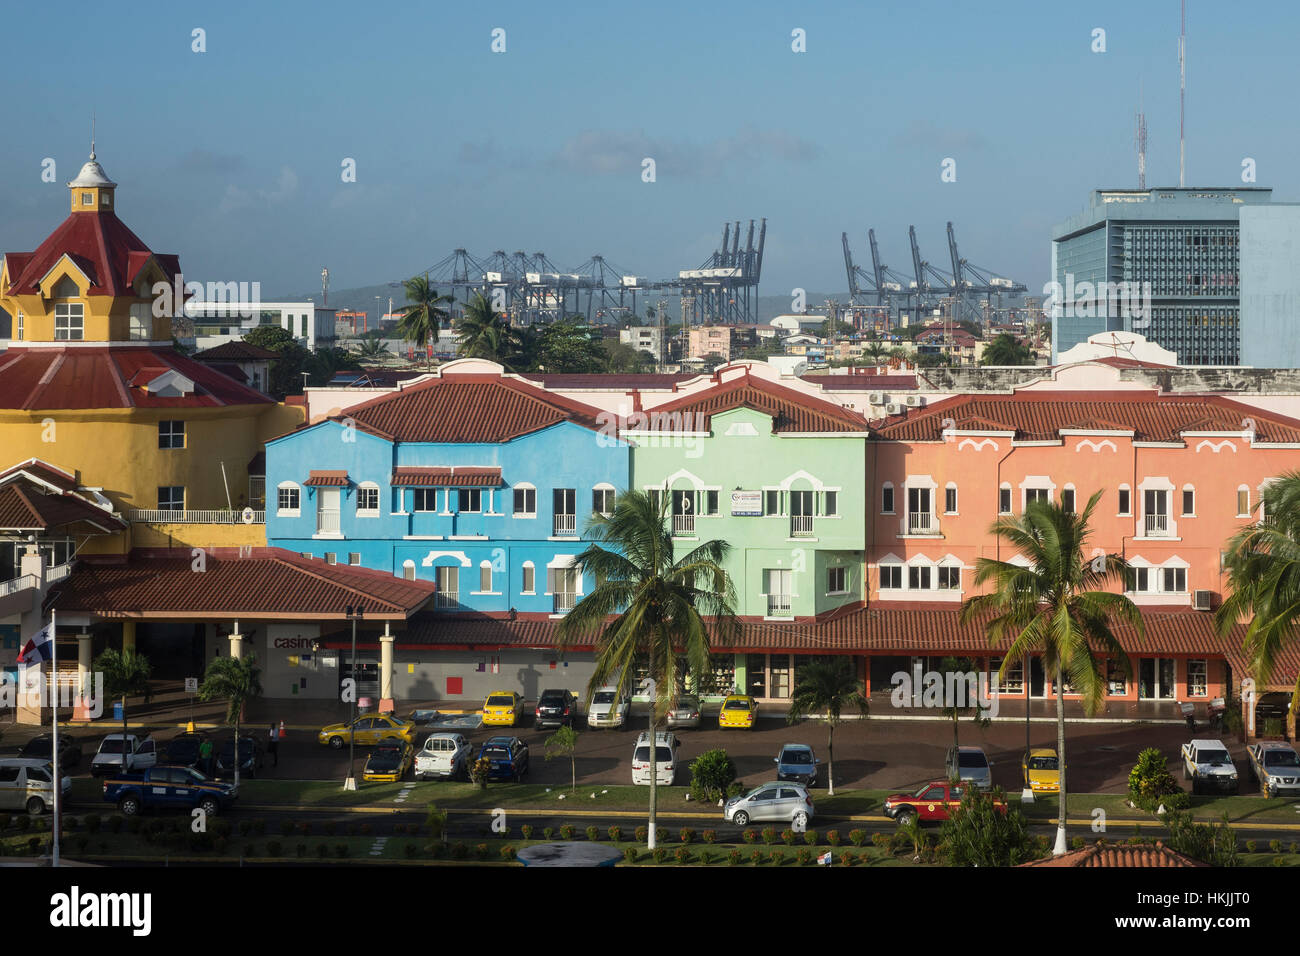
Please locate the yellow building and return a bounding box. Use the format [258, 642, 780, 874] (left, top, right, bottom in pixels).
[0, 150, 303, 554]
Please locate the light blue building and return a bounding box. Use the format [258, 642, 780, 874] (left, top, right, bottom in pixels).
[1049, 186, 1297, 365]
[264, 367, 629, 615]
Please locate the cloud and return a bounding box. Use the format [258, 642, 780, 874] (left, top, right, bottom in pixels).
[171, 149, 247, 175]
[889, 121, 987, 154]
[547, 127, 822, 179]
[218, 165, 299, 214]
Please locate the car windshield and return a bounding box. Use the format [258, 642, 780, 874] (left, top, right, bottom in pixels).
[593, 692, 616, 704]
[1202, 749, 1231, 766]
[482, 747, 508, 759]
[675, 697, 699, 709]
[958, 752, 988, 769]
[724, 699, 750, 710]
[1265, 750, 1300, 767]
[98, 739, 127, 754]
[782, 750, 812, 764]
[487, 696, 515, 707]
[1028, 755, 1058, 771]
[540, 692, 565, 703]
[912, 783, 941, 797]
[634, 746, 673, 762]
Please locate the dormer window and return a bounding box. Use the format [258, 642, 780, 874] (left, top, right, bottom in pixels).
[101, 192, 111, 207]
[81, 192, 93, 206]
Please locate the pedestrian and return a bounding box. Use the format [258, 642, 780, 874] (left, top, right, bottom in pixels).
[267, 722, 279, 767]
[198, 737, 214, 777]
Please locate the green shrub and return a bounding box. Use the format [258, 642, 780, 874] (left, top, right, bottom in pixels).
[699, 849, 714, 865]
[702, 829, 717, 844]
[15, 815, 31, 833]
[871, 832, 890, 848]
[674, 846, 691, 864]
[688, 748, 737, 803]
[543, 827, 555, 841]
[316, 843, 330, 858]
[624, 847, 638, 864]
[323, 821, 337, 837]
[279, 819, 295, 836]
[73, 835, 89, 854]
[727, 781, 746, 798]
[742, 829, 757, 845]
[1291, 841, 1299, 855]
[762, 827, 778, 845]
[359, 822, 372, 837]
[781, 828, 797, 846]
[1270, 839, 1282, 853]
[652, 847, 668, 864]
[520, 824, 534, 840]
[212, 820, 232, 839]
[253, 819, 267, 836]
[768, 849, 784, 866]
[298, 821, 311, 837]
[85, 814, 101, 834]
[749, 848, 763, 865]
[0, 813, 10, 830]
[635, 825, 648, 843]
[266, 840, 282, 856]
[558, 824, 575, 841]
[475, 843, 490, 860]
[188, 832, 214, 852]
[849, 829, 867, 847]
[63, 816, 79, 832]
[608, 825, 622, 843]
[1072, 837, 1086, 851]
[238, 820, 253, 837]
[28, 836, 41, 854]
[1246, 840, 1258, 853]
[803, 830, 818, 846]
[1128, 747, 1185, 812]
[657, 828, 672, 843]
[404, 843, 418, 858]
[826, 829, 840, 846]
[728, 849, 742, 865]
[586, 826, 599, 842]
[450, 842, 469, 860]
[797, 847, 813, 866]
[679, 828, 695, 844]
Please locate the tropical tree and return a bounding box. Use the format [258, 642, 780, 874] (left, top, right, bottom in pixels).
[960, 492, 1144, 855]
[396, 275, 455, 368]
[536, 318, 607, 372]
[544, 725, 579, 793]
[556, 490, 737, 850]
[865, 341, 888, 364]
[981, 332, 1034, 366]
[93, 648, 152, 761]
[355, 337, 391, 359]
[197, 654, 264, 789]
[939, 655, 991, 750]
[456, 292, 515, 365]
[785, 658, 867, 796]
[1216, 472, 1300, 710]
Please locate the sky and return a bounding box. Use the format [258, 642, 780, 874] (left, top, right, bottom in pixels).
[0, 0, 1294, 304]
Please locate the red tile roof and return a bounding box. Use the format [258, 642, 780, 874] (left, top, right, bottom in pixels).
[391, 466, 503, 487]
[802, 374, 919, 391]
[0, 459, 79, 493]
[192, 341, 279, 362]
[0, 347, 273, 410]
[3, 210, 180, 298]
[873, 391, 1300, 443]
[52, 548, 437, 620]
[1021, 841, 1205, 867]
[0, 483, 125, 533]
[304, 470, 350, 486]
[522, 373, 695, 389]
[625, 372, 869, 434]
[331, 374, 605, 443]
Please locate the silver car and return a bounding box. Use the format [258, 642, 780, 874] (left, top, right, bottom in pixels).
[723, 783, 814, 828]
[666, 695, 701, 730]
[945, 745, 993, 791]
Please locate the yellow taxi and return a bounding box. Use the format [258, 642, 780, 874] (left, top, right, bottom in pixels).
[317, 713, 415, 749]
[1022, 748, 1062, 794]
[482, 691, 525, 727]
[718, 694, 758, 730]
[362, 739, 414, 782]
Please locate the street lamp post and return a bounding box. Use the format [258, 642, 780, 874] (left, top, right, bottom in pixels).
[344, 604, 364, 790]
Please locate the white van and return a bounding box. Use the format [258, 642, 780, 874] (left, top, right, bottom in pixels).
[632, 732, 678, 785]
[0, 758, 72, 815]
[587, 685, 631, 729]
[90, 734, 158, 777]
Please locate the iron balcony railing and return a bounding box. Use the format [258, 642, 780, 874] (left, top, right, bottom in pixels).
[767, 594, 793, 617]
[127, 509, 266, 524]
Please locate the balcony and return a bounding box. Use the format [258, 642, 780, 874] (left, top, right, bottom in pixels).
[767, 594, 793, 617]
[672, 513, 696, 536]
[554, 591, 577, 613]
[128, 509, 266, 524]
[1144, 513, 1169, 537]
[907, 512, 935, 534]
[316, 509, 341, 535]
[553, 513, 577, 537]
[789, 516, 814, 538]
[434, 590, 458, 609]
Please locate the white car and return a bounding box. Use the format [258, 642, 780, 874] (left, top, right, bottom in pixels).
[632, 732, 679, 785]
[0, 758, 72, 815]
[414, 733, 471, 780]
[90, 734, 158, 777]
[587, 686, 630, 729]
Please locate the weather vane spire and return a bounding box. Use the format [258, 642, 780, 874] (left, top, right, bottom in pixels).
[90, 114, 96, 160]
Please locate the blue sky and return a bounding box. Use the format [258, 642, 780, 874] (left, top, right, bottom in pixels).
[0, 0, 1292, 302]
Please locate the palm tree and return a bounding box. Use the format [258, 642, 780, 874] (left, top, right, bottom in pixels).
[93, 648, 152, 764]
[456, 291, 515, 365]
[939, 655, 991, 751]
[785, 658, 867, 796]
[198, 654, 264, 789]
[356, 337, 391, 359]
[960, 492, 1143, 855]
[1217, 472, 1300, 708]
[396, 275, 455, 368]
[557, 490, 737, 850]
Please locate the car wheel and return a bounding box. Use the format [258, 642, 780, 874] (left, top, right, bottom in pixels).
[732, 810, 749, 827]
[793, 811, 809, 829]
[26, 797, 45, 816]
[119, 796, 141, 816]
[199, 797, 219, 817]
[896, 808, 916, 826]
[329, 736, 344, 750]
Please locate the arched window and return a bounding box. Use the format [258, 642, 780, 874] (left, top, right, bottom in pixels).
[401, 559, 416, 581]
[276, 482, 301, 516]
[356, 481, 380, 517]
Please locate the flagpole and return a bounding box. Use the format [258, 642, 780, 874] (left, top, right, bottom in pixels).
[51, 607, 59, 868]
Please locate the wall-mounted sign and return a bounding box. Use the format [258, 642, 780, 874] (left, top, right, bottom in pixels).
[730, 491, 763, 516]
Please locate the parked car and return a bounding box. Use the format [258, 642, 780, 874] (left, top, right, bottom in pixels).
[477, 736, 529, 781]
[883, 780, 1007, 826]
[482, 691, 525, 727]
[534, 689, 578, 730]
[18, 733, 81, 769]
[587, 685, 631, 729]
[317, 714, 415, 749]
[945, 745, 993, 791]
[103, 765, 236, 817]
[666, 694, 701, 730]
[0, 758, 71, 815]
[632, 732, 679, 785]
[414, 733, 472, 780]
[216, 736, 265, 779]
[1246, 742, 1300, 797]
[774, 744, 819, 786]
[718, 694, 757, 730]
[1181, 739, 1238, 794]
[163, 732, 207, 769]
[90, 734, 158, 777]
[1021, 748, 1061, 795]
[363, 740, 413, 782]
[723, 782, 813, 828]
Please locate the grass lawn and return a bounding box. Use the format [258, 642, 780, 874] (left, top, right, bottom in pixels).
[1017, 791, 1300, 827]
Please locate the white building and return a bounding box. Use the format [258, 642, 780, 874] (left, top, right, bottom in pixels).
[184, 300, 337, 352]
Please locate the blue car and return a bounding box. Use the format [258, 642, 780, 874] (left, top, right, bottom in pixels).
[775, 744, 819, 787]
[478, 736, 529, 782]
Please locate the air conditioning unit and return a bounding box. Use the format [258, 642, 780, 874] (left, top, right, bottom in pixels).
[886, 403, 903, 415]
[905, 395, 925, 407]
[1193, 590, 1214, 611]
[868, 392, 884, 405]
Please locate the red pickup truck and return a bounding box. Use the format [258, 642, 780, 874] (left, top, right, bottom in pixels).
[883, 780, 1008, 825]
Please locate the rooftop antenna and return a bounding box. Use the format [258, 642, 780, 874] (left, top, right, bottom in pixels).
[90, 113, 96, 159]
[1135, 81, 1148, 189]
[321, 266, 329, 307]
[1178, 0, 1186, 187]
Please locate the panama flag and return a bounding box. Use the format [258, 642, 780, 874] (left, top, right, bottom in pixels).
[17, 622, 53, 665]
[817, 850, 832, 866]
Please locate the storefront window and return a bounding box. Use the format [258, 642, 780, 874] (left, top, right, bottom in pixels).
[1106, 659, 1128, 696]
[747, 654, 767, 698]
[989, 657, 1024, 694]
[1187, 659, 1208, 697]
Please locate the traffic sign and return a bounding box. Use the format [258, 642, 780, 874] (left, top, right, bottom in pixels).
[185, 677, 198, 693]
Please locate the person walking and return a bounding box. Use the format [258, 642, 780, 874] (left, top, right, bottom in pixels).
[267, 722, 279, 767]
[198, 737, 214, 777]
